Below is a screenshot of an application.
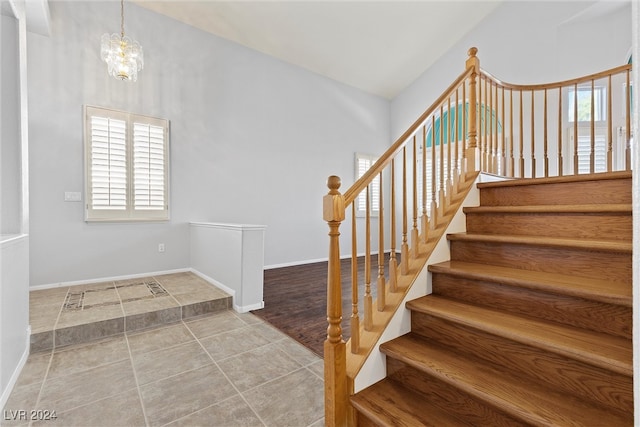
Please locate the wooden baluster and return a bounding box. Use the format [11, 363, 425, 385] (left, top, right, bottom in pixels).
[590, 79, 595, 174]
[558, 87, 563, 176]
[489, 80, 494, 173]
[543, 88, 549, 177]
[454, 87, 461, 189]
[465, 47, 479, 172]
[446, 96, 453, 204]
[484, 77, 489, 171]
[501, 86, 506, 176]
[388, 159, 398, 292]
[531, 90, 536, 178]
[607, 75, 613, 172]
[323, 175, 346, 427]
[438, 105, 445, 218]
[411, 136, 419, 257]
[460, 79, 468, 181]
[430, 115, 438, 229]
[573, 83, 579, 175]
[421, 127, 428, 244]
[350, 203, 359, 354]
[519, 90, 524, 178]
[377, 172, 385, 311]
[364, 186, 372, 331]
[626, 69, 631, 170]
[510, 89, 514, 177]
[401, 147, 409, 275]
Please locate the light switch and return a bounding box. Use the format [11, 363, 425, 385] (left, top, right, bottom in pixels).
[64, 192, 82, 202]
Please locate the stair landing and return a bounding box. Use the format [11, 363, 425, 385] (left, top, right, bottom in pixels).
[29, 272, 231, 352]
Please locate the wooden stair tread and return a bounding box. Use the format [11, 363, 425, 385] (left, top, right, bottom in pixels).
[428, 260, 631, 306]
[447, 232, 632, 252]
[350, 378, 471, 427]
[463, 203, 632, 214]
[406, 295, 632, 375]
[476, 171, 632, 189]
[380, 334, 632, 426]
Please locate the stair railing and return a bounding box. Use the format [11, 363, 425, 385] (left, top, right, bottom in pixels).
[478, 63, 632, 177]
[323, 47, 481, 426]
[323, 47, 633, 426]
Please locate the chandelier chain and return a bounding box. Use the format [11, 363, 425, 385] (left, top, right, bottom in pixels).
[120, 0, 125, 38]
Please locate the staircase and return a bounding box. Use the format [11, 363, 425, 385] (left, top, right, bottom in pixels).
[350, 171, 633, 426]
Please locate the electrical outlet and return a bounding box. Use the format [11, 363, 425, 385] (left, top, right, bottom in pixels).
[158, 243, 165, 253]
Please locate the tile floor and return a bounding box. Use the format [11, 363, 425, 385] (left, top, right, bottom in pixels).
[29, 272, 232, 352]
[3, 272, 324, 427]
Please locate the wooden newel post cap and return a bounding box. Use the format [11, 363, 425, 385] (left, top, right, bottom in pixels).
[327, 175, 341, 194]
[468, 47, 478, 58]
[323, 175, 345, 222]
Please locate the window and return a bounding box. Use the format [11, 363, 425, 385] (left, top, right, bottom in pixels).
[568, 86, 606, 122]
[84, 106, 169, 221]
[355, 153, 379, 215]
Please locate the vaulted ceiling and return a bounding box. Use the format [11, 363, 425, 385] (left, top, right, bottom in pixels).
[134, 1, 503, 99]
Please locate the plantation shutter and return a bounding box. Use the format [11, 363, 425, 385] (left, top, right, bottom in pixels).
[88, 114, 128, 212]
[133, 122, 166, 211]
[85, 106, 169, 221]
[356, 154, 379, 214]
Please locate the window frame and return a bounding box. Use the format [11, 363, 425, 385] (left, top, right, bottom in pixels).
[354, 153, 380, 217]
[84, 105, 170, 222]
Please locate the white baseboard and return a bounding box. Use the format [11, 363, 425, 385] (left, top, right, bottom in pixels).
[0, 326, 30, 410]
[29, 268, 192, 291]
[234, 301, 264, 313]
[188, 268, 236, 299]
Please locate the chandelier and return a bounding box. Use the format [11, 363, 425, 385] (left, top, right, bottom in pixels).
[100, 0, 144, 82]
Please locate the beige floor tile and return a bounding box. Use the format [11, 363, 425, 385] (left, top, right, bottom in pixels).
[47, 336, 129, 380]
[131, 341, 212, 385]
[13, 352, 51, 388]
[243, 368, 324, 427]
[217, 343, 302, 392]
[57, 304, 123, 328]
[184, 311, 246, 339]
[233, 311, 264, 325]
[307, 360, 324, 380]
[166, 395, 264, 427]
[121, 295, 179, 316]
[126, 323, 194, 355]
[54, 318, 124, 348]
[278, 338, 322, 366]
[32, 388, 145, 427]
[139, 364, 237, 427]
[153, 272, 199, 287]
[81, 288, 120, 308]
[251, 322, 289, 342]
[38, 359, 137, 414]
[2, 383, 42, 426]
[116, 280, 167, 301]
[199, 326, 270, 361]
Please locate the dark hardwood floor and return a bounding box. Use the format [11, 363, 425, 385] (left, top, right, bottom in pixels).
[252, 256, 388, 357]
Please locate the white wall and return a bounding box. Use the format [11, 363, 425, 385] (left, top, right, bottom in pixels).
[26, 1, 390, 286]
[391, 1, 632, 141]
[0, 0, 30, 410]
[1, 12, 20, 235]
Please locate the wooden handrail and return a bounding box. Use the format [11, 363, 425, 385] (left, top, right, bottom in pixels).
[343, 65, 475, 206]
[480, 63, 631, 91]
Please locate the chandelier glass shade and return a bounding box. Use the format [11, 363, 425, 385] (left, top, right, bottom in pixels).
[101, 0, 144, 82]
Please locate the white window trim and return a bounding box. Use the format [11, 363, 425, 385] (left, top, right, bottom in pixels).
[355, 153, 380, 217]
[84, 105, 170, 222]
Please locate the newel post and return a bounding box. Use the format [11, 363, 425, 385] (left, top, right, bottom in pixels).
[465, 47, 480, 173]
[323, 175, 348, 427]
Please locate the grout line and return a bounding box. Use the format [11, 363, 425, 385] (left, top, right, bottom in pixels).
[123, 331, 151, 427]
[183, 319, 268, 427]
